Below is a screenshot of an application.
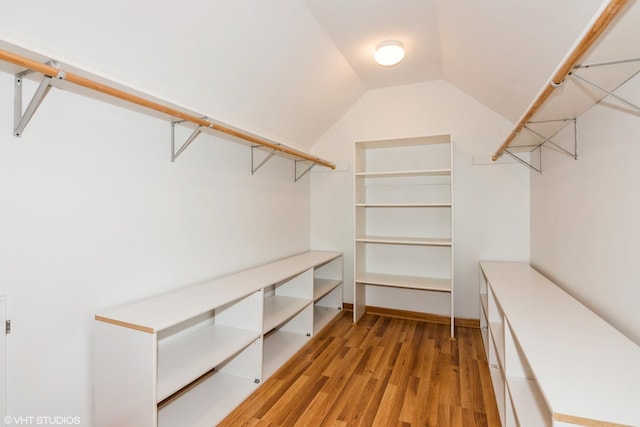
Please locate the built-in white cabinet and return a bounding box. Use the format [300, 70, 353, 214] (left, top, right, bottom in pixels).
[94, 251, 342, 427]
[479, 261, 640, 427]
[353, 135, 454, 335]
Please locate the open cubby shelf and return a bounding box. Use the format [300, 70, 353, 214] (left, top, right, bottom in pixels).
[95, 250, 343, 427]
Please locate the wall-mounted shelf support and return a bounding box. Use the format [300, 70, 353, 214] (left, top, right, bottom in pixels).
[170, 120, 203, 162]
[294, 160, 316, 182]
[497, 118, 577, 174]
[504, 147, 542, 173]
[569, 69, 640, 113]
[527, 119, 577, 159]
[251, 145, 278, 175]
[13, 62, 63, 137]
[526, 118, 578, 159]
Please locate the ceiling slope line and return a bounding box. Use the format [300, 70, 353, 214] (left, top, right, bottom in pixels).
[491, 0, 629, 162]
[0, 47, 336, 171]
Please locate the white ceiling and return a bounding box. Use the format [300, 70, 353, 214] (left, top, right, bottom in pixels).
[304, 0, 444, 89]
[305, 0, 609, 123]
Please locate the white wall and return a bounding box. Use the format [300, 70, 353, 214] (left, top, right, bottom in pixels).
[530, 73, 640, 345]
[311, 80, 530, 319]
[0, 71, 310, 422]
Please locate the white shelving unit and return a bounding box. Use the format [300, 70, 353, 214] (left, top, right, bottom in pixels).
[353, 135, 454, 335]
[94, 250, 342, 427]
[479, 261, 640, 427]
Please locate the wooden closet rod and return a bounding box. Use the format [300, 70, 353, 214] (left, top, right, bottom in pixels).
[491, 0, 628, 161]
[0, 48, 336, 170]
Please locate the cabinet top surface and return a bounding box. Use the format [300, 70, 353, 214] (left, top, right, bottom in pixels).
[96, 251, 342, 333]
[479, 261, 640, 426]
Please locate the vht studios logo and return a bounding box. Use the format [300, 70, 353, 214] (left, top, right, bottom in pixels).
[4, 416, 81, 425]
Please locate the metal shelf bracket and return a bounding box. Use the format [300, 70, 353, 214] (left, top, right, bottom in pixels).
[525, 118, 578, 160]
[294, 160, 316, 182]
[14, 61, 64, 137]
[251, 145, 279, 175]
[171, 120, 203, 162]
[569, 69, 640, 113]
[504, 147, 542, 174]
[505, 118, 577, 174]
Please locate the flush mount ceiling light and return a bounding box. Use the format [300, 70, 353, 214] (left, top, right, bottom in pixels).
[374, 40, 405, 66]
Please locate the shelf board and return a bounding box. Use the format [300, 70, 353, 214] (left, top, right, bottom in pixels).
[314, 278, 342, 301]
[157, 370, 258, 427]
[263, 330, 311, 380]
[480, 292, 489, 319]
[355, 169, 451, 178]
[489, 320, 505, 368]
[355, 272, 451, 292]
[507, 376, 551, 427]
[490, 367, 506, 424]
[313, 306, 341, 334]
[355, 235, 451, 246]
[95, 250, 341, 333]
[355, 134, 451, 149]
[263, 295, 312, 333]
[355, 202, 451, 208]
[156, 324, 260, 402]
[481, 326, 490, 360]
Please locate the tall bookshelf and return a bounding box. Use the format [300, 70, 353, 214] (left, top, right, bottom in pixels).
[353, 135, 454, 336]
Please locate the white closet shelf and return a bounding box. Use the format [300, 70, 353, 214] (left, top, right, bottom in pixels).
[313, 306, 340, 332]
[263, 295, 312, 333]
[356, 134, 451, 149]
[506, 376, 550, 427]
[355, 169, 451, 177]
[489, 320, 505, 367]
[156, 324, 260, 402]
[356, 235, 451, 246]
[479, 293, 489, 318]
[263, 330, 310, 379]
[313, 278, 342, 301]
[355, 203, 451, 208]
[96, 251, 341, 333]
[356, 272, 451, 292]
[157, 371, 258, 427]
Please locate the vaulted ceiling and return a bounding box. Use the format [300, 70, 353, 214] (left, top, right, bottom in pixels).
[0, 0, 632, 149]
[305, 0, 608, 124]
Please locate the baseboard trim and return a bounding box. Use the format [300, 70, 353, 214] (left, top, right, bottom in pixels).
[342, 303, 480, 328]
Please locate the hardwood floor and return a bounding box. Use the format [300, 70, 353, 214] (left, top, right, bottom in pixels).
[219, 311, 501, 427]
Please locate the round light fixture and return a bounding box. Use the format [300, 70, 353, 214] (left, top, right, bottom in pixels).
[374, 40, 405, 66]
